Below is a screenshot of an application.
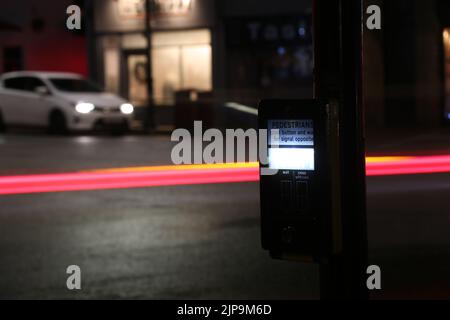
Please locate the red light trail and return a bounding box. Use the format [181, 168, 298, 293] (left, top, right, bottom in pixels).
[365, 155, 450, 177]
[0, 166, 259, 196]
[0, 155, 449, 195]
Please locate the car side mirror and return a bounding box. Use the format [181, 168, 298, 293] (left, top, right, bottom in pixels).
[35, 86, 50, 96]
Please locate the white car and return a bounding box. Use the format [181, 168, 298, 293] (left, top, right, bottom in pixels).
[0, 71, 134, 134]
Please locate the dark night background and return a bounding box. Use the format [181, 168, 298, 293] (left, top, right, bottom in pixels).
[0, 0, 449, 299]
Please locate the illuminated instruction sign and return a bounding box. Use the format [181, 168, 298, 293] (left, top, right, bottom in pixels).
[268, 120, 315, 171]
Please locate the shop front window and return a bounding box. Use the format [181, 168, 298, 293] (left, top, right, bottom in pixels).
[151, 29, 212, 106]
[443, 28, 450, 120]
[102, 36, 121, 94]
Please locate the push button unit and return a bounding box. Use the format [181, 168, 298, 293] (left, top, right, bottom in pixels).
[296, 181, 309, 212]
[280, 180, 292, 205]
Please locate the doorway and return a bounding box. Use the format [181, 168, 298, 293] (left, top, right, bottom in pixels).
[123, 50, 149, 108]
[443, 28, 450, 120]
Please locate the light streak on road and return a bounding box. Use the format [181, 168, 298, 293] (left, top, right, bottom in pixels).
[365, 155, 450, 177]
[0, 155, 449, 195]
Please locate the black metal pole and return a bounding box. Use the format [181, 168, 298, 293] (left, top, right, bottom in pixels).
[314, 0, 369, 300]
[144, 0, 155, 130]
[84, 0, 97, 83]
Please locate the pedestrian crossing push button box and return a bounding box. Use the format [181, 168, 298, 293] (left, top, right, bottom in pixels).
[259, 99, 342, 263]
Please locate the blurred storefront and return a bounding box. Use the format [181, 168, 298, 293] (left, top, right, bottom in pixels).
[440, 0, 450, 123]
[365, 0, 450, 130]
[89, 0, 215, 129]
[87, 0, 313, 129]
[0, 0, 87, 76]
[223, 15, 313, 105]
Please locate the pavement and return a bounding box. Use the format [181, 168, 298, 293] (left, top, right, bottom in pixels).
[0, 129, 449, 299]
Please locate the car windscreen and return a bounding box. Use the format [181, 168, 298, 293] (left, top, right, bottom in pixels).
[49, 78, 102, 93]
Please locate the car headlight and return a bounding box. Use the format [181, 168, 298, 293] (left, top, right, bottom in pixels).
[120, 103, 134, 115]
[75, 102, 95, 114]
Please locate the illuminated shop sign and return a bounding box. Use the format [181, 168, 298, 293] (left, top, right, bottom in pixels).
[151, 0, 193, 16]
[226, 16, 312, 47]
[117, 0, 145, 19]
[117, 0, 193, 19]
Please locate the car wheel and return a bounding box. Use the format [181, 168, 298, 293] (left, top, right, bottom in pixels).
[0, 110, 6, 133]
[48, 110, 68, 135]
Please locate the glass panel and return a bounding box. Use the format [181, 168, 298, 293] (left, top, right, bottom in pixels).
[151, 29, 212, 105]
[444, 29, 450, 119]
[152, 29, 211, 47]
[181, 44, 212, 91]
[104, 48, 120, 94]
[127, 55, 149, 106]
[151, 46, 181, 105]
[122, 33, 147, 49]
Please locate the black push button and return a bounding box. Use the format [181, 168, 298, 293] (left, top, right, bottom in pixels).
[281, 226, 296, 244]
[281, 181, 292, 205]
[296, 181, 308, 195]
[296, 181, 309, 212]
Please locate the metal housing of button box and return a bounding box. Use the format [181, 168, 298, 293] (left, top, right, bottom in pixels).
[259, 99, 342, 263]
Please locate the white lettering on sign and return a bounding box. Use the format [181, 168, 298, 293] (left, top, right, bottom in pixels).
[281, 25, 296, 40]
[248, 23, 262, 41]
[117, 0, 193, 19]
[117, 0, 145, 19]
[264, 25, 279, 41]
[152, 0, 193, 16]
[247, 22, 309, 42]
